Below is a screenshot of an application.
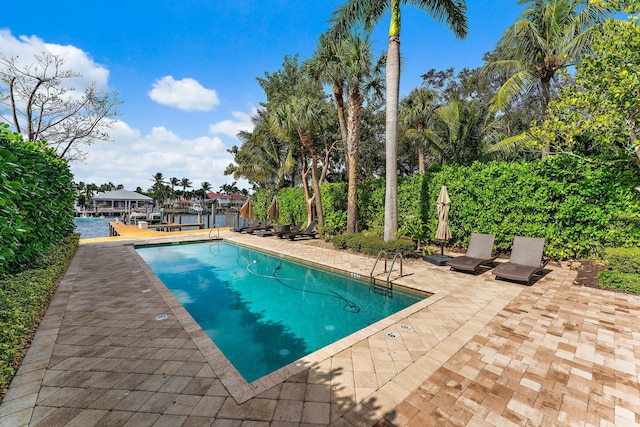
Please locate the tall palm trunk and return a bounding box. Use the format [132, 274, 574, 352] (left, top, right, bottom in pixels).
[417, 123, 425, 173]
[333, 82, 349, 173]
[384, 0, 401, 241]
[346, 91, 362, 233]
[299, 147, 315, 225]
[541, 77, 552, 157]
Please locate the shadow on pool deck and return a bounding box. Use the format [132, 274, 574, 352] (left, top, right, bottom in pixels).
[1, 230, 639, 426]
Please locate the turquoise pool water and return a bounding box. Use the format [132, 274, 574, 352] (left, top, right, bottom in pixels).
[136, 241, 426, 382]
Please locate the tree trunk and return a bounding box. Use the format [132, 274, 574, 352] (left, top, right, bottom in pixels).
[310, 152, 324, 231]
[346, 91, 362, 233]
[347, 155, 358, 233]
[417, 123, 425, 174]
[384, 30, 400, 241]
[541, 77, 552, 157]
[333, 82, 349, 175]
[299, 146, 314, 225]
[298, 130, 324, 231]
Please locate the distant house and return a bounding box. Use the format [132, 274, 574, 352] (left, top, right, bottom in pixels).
[207, 192, 248, 208]
[92, 189, 153, 215]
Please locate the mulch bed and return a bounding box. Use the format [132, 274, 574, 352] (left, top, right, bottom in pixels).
[571, 260, 608, 289]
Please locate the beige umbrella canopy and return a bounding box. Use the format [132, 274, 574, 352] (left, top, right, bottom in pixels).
[267, 195, 279, 222]
[435, 183, 451, 255]
[239, 198, 252, 219]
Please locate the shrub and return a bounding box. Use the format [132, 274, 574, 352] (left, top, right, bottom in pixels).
[332, 232, 415, 257]
[603, 247, 640, 274]
[0, 234, 78, 393]
[598, 270, 640, 293]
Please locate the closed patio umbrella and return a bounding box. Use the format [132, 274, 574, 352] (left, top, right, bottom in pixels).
[267, 195, 279, 222]
[239, 198, 252, 219]
[435, 183, 451, 256]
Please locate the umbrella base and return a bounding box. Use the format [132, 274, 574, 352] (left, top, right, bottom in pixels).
[422, 254, 453, 266]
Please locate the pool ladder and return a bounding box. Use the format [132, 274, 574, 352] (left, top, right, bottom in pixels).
[209, 223, 222, 240]
[369, 251, 403, 297]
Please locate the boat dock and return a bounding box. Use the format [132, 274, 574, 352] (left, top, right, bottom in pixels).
[108, 221, 213, 238]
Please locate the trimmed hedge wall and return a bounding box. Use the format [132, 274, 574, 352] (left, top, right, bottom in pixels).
[0, 124, 76, 274]
[433, 156, 640, 259]
[253, 155, 640, 260]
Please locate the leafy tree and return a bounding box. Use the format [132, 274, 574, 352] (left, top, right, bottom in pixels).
[331, 0, 468, 240]
[531, 12, 640, 161]
[0, 52, 121, 160]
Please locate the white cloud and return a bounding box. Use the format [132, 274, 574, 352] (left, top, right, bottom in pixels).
[70, 120, 239, 193]
[148, 76, 219, 111]
[0, 29, 110, 92]
[209, 108, 256, 138]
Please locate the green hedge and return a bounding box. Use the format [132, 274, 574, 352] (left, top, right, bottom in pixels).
[430, 156, 640, 259]
[0, 234, 79, 392]
[0, 124, 76, 274]
[332, 233, 415, 257]
[253, 155, 640, 260]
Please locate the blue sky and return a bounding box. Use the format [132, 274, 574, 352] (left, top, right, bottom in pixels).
[1, 1, 524, 193]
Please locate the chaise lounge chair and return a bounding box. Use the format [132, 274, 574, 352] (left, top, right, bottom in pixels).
[232, 219, 259, 233]
[244, 220, 268, 234]
[446, 233, 497, 274]
[285, 221, 318, 240]
[492, 236, 547, 285]
[274, 221, 304, 239]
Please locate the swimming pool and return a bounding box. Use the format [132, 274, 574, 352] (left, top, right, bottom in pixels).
[136, 241, 426, 383]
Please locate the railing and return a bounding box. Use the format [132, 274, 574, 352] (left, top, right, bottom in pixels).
[369, 250, 404, 297]
[209, 223, 221, 240]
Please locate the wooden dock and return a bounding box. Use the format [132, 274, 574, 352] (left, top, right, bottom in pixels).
[108, 222, 209, 238]
[146, 222, 205, 232]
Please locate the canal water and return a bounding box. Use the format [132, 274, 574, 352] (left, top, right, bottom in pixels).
[73, 214, 228, 239]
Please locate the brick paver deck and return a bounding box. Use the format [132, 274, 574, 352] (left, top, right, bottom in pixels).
[1, 230, 639, 426]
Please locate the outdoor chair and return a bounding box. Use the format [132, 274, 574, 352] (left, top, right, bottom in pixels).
[244, 221, 267, 234]
[285, 221, 318, 240]
[275, 221, 304, 239]
[492, 236, 547, 285]
[232, 219, 259, 233]
[446, 233, 497, 274]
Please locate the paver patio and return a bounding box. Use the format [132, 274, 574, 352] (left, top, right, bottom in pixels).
[1, 230, 639, 426]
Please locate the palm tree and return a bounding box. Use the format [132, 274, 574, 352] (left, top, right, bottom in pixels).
[232, 110, 295, 190]
[271, 95, 330, 229]
[150, 172, 167, 208]
[484, 0, 612, 124]
[400, 87, 439, 173]
[180, 178, 192, 198]
[169, 177, 180, 199]
[415, 97, 507, 165]
[331, 0, 468, 240]
[307, 32, 385, 233]
[199, 181, 212, 200]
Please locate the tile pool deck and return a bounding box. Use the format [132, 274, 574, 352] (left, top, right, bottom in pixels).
[1, 230, 639, 426]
